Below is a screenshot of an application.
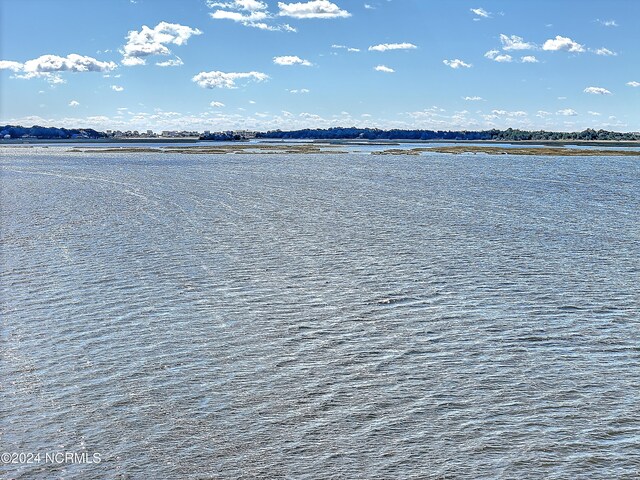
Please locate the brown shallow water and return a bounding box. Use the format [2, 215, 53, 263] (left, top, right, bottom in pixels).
[1, 148, 639, 479]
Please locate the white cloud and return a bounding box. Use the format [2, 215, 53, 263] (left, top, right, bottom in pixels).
[556, 108, 578, 116]
[121, 22, 202, 66]
[25, 54, 117, 73]
[68, 100, 80, 107]
[443, 59, 471, 69]
[463, 96, 483, 101]
[0, 60, 24, 72]
[209, 101, 225, 107]
[1, 54, 117, 83]
[289, 88, 310, 93]
[584, 86, 612, 95]
[44, 74, 66, 84]
[278, 1, 351, 19]
[542, 35, 585, 52]
[211, 10, 267, 21]
[493, 54, 512, 62]
[470, 7, 490, 18]
[536, 111, 551, 117]
[491, 110, 527, 117]
[375, 65, 394, 73]
[156, 57, 184, 67]
[208, 0, 267, 10]
[597, 19, 618, 27]
[499, 34, 535, 51]
[273, 55, 312, 66]
[627, 81, 640, 87]
[484, 50, 512, 62]
[299, 112, 322, 120]
[364, 3, 374, 9]
[192, 70, 269, 89]
[368, 42, 417, 52]
[521, 55, 539, 63]
[208, 1, 295, 31]
[588, 111, 601, 116]
[593, 47, 617, 56]
[111, 85, 124, 92]
[332, 44, 360, 52]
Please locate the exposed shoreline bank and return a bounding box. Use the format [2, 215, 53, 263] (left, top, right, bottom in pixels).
[57, 144, 640, 157]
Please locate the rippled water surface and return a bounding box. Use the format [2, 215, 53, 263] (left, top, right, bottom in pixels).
[1, 148, 639, 479]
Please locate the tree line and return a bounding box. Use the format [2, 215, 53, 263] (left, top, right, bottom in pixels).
[2, 124, 638, 141]
[1, 125, 106, 139]
[256, 127, 640, 141]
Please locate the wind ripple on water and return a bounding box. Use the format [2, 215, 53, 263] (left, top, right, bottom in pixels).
[1, 149, 639, 479]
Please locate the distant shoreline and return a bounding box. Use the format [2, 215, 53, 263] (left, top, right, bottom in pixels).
[2, 138, 640, 147]
[313, 139, 640, 147]
[0, 137, 201, 144]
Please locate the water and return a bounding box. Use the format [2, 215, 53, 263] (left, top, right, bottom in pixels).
[1, 148, 639, 479]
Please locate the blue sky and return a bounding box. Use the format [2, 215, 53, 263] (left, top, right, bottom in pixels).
[1, 0, 638, 132]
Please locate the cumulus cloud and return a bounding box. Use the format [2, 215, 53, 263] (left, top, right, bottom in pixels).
[209, 101, 225, 107]
[485, 50, 512, 62]
[156, 57, 184, 67]
[1, 54, 117, 83]
[375, 65, 394, 73]
[208, 0, 296, 31]
[278, 1, 350, 19]
[24, 54, 117, 74]
[627, 81, 640, 87]
[499, 34, 535, 51]
[556, 108, 578, 116]
[192, 70, 269, 89]
[288, 88, 310, 93]
[443, 59, 471, 69]
[111, 85, 124, 92]
[368, 42, 417, 52]
[0, 60, 24, 72]
[588, 111, 601, 116]
[69, 100, 80, 107]
[273, 55, 313, 66]
[584, 86, 612, 95]
[542, 35, 585, 52]
[470, 7, 490, 18]
[121, 22, 202, 66]
[521, 55, 539, 63]
[592, 47, 617, 56]
[3, 54, 116, 77]
[463, 96, 483, 101]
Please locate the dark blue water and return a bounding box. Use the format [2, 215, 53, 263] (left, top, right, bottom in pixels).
[2, 147, 639, 479]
